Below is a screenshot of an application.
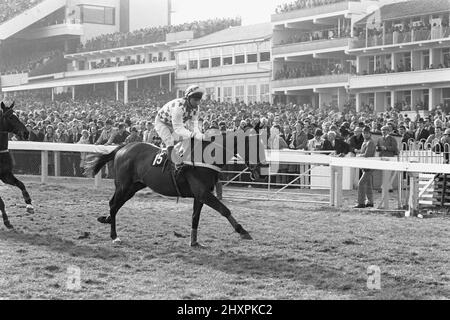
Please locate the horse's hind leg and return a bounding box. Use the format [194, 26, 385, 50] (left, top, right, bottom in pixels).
[107, 182, 146, 243]
[1, 173, 34, 214]
[0, 196, 13, 229]
[190, 199, 204, 247]
[187, 176, 252, 241]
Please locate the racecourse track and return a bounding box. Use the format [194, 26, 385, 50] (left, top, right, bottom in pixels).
[0, 176, 449, 299]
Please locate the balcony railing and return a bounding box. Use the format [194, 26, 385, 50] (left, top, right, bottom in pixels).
[351, 27, 450, 49]
[273, 37, 349, 56]
[272, 73, 350, 89]
[350, 68, 450, 89]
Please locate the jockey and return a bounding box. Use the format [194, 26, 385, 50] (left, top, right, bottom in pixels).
[154, 84, 207, 171]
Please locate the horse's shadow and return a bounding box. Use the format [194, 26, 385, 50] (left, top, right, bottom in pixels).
[175, 247, 365, 296]
[0, 229, 127, 261]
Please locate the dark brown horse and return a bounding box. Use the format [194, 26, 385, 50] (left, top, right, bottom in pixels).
[85, 132, 268, 246]
[0, 101, 34, 229]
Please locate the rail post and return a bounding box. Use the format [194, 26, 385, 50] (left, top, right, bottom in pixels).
[54, 151, 61, 177]
[41, 150, 48, 184]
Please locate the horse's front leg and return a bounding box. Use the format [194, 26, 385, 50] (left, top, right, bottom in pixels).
[0, 196, 13, 229]
[1, 173, 34, 214]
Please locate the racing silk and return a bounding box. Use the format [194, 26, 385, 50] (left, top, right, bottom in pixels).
[157, 98, 201, 139]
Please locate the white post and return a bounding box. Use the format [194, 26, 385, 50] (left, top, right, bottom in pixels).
[330, 166, 336, 206]
[115, 81, 119, 101]
[54, 151, 60, 177]
[406, 173, 419, 217]
[356, 93, 361, 112]
[51, 88, 54, 101]
[169, 72, 172, 92]
[391, 90, 396, 109]
[72, 86, 75, 100]
[124, 80, 129, 104]
[336, 167, 343, 208]
[41, 151, 48, 184]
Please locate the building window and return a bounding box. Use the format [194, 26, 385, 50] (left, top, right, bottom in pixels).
[260, 52, 270, 62]
[211, 57, 221, 67]
[260, 84, 270, 102]
[235, 55, 245, 64]
[235, 85, 244, 103]
[189, 60, 198, 69]
[247, 53, 257, 63]
[80, 5, 115, 25]
[206, 87, 215, 100]
[223, 87, 233, 102]
[200, 59, 209, 68]
[248, 85, 257, 103]
[223, 56, 233, 65]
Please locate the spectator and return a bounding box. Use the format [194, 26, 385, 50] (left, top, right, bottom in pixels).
[376, 125, 398, 157]
[354, 126, 376, 208]
[125, 126, 143, 144]
[348, 126, 364, 154]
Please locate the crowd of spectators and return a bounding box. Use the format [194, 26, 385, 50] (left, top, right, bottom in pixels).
[0, 50, 62, 75]
[77, 18, 241, 53]
[277, 24, 351, 46]
[275, 0, 347, 14]
[90, 55, 168, 70]
[354, 18, 450, 47]
[0, 0, 43, 25]
[3, 86, 450, 177]
[274, 60, 354, 80]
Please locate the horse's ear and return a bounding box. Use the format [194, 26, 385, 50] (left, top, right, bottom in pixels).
[0, 102, 5, 110]
[10, 101, 15, 109]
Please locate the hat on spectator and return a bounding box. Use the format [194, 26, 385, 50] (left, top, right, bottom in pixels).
[381, 125, 390, 131]
[444, 129, 450, 135]
[418, 118, 425, 123]
[105, 119, 113, 125]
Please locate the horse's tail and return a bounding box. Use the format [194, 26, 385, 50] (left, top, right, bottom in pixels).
[84, 145, 126, 177]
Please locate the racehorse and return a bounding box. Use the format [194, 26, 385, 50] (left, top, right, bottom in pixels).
[0, 101, 34, 229]
[85, 132, 268, 246]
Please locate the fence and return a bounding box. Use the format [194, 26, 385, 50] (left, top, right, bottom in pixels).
[8, 141, 450, 213]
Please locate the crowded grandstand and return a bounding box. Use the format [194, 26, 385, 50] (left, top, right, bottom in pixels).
[0, 0, 449, 177]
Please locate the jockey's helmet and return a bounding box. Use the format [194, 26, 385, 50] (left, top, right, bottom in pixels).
[184, 85, 205, 100]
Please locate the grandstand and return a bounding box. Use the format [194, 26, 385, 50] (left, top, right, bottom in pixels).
[0, 0, 241, 104]
[173, 23, 272, 103]
[349, 0, 450, 116]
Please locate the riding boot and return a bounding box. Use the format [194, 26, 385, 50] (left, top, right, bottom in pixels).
[167, 146, 182, 176]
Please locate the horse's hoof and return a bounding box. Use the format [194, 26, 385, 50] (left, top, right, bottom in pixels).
[112, 237, 122, 245]
[98, 216, 111, 224]
[26, 205, 34, 214]
[240, 232, 253, 240]
[4, 222, 14, 229]
[190, 242, 206, 248]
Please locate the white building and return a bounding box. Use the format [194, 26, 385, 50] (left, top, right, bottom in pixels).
[270, 0, 387, 110]
[349, 0, 450, 114]
[172, 23, 272, 104]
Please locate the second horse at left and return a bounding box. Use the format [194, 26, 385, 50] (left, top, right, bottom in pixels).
[0, 102, 35, 229]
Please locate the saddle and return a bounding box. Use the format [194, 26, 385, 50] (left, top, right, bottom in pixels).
[151, 149, 185, 199]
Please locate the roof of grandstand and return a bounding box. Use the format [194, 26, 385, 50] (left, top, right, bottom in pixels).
[356, 0, 450, 25]
[173, 23, 272, 50]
